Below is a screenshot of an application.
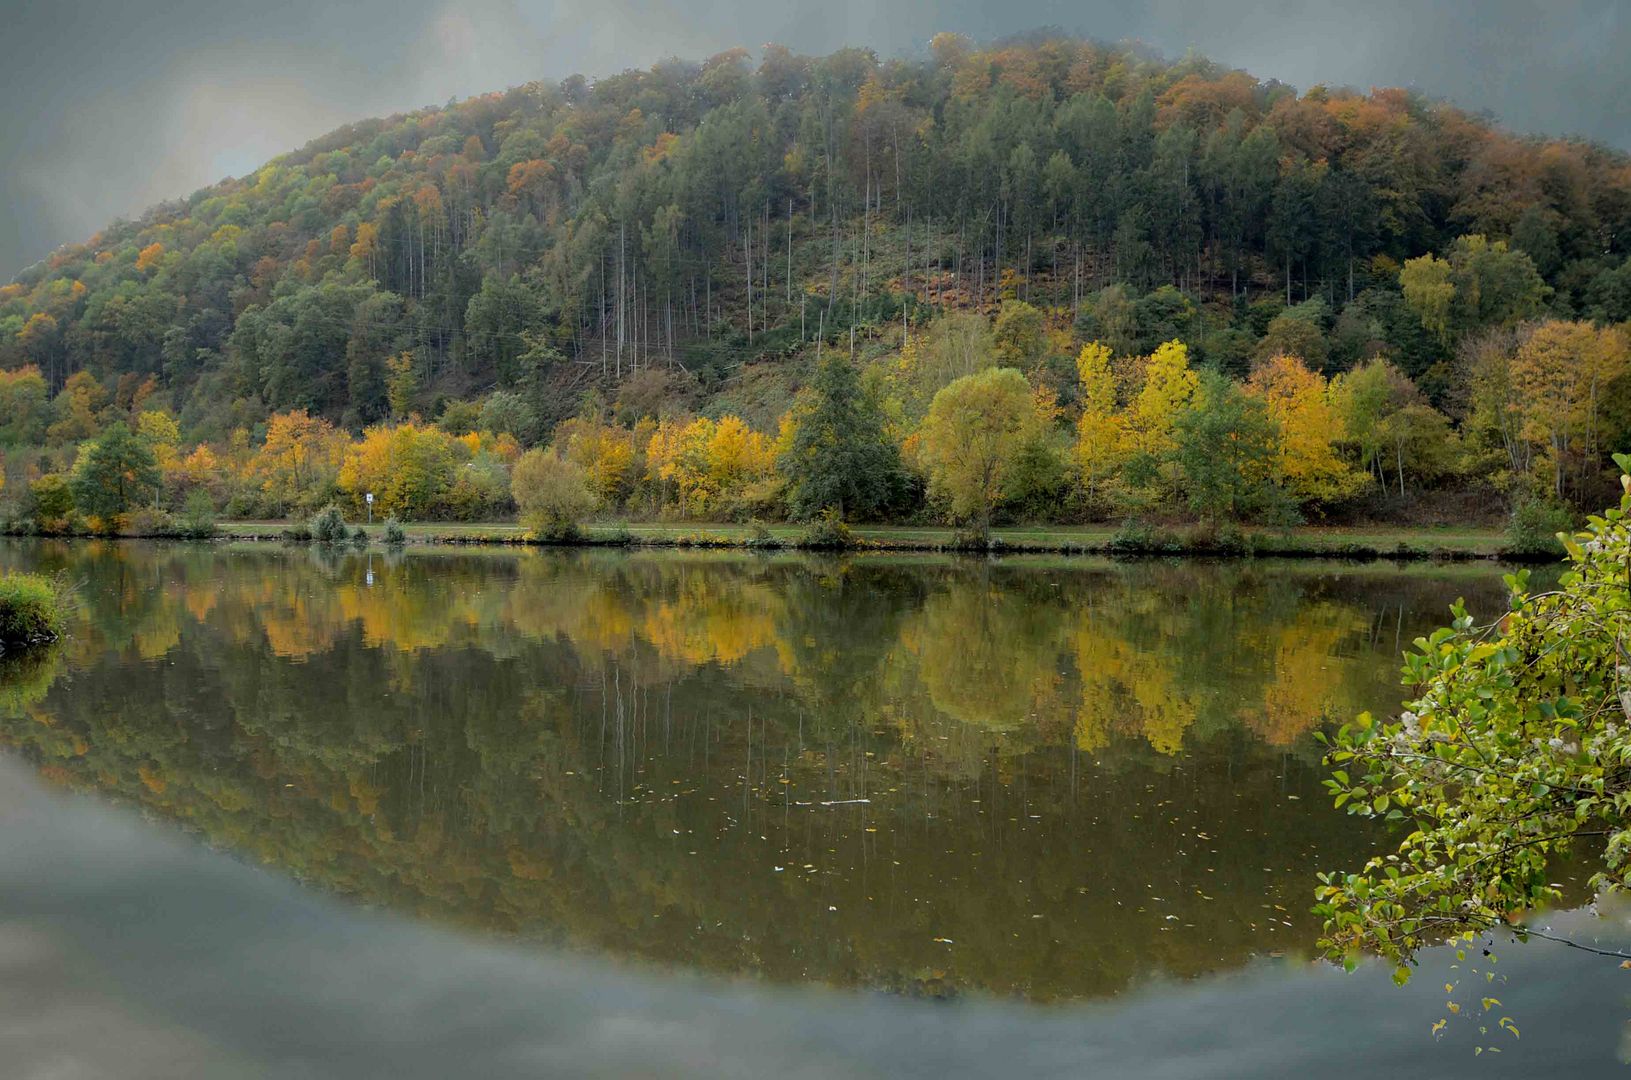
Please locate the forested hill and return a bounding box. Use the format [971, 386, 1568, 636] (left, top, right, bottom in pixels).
[1, 32, 1629, 512]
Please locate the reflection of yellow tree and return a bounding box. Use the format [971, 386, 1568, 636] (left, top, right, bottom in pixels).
[500, 556, 785, 673]
[640, 580, 779, 667]
[182, 583, 218, 624]
[336, 579, 469, 653]
[259, 588, 343, 660]
[505, 557, 606, 645]
[132, 586, 183, 660]
[1072, 605, 1197, 756]
[903, 585, 1063, 733]
[1076, 623, 1193, 756]
[567, 589, 638, 654]
[8, 538, 1404, 776]
[1246, 601, 1370, 746]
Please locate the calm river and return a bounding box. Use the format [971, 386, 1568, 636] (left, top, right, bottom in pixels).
[0, 539, 1625, 1077]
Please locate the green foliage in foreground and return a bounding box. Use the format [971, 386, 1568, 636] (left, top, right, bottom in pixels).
[1316, 453, 1631, 982]
[0, 571, 65, 648]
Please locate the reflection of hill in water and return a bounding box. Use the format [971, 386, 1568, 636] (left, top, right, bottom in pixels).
[0, 541, 1518, 1000]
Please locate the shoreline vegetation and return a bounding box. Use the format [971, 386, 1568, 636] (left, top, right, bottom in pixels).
[5, 518, 1547, 561]
[0, 570, 66, 651]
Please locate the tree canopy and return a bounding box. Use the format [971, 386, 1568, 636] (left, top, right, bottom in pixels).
[780, 354, 899, 520]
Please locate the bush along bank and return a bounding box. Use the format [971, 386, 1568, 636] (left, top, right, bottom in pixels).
[0, 572, 67, 651]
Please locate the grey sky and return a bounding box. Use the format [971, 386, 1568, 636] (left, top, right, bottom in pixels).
[1, 0, 1625, 279]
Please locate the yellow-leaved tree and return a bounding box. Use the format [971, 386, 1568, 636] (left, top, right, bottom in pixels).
[554, 413, 636, 507]
[1124, 340, 1198, 459]
[248, 409, 345, 515]
[338, 422, 460, 519]
[649, 417, 709, 516]
[1398, 253, 1454, 344]
[704, 415, 776, 507]
[135, 242, 166, 274]
[1073, 341, 1122, 505]
[642, 415, 773, 517]
[385, 352, 419, 420]
[917, 367, 1043, 538]
[135, 410, 181, 467]
[1246, 354, 1367, 506]
[1112, 339, 1198, 503]
[1509, 320, 1630, 497]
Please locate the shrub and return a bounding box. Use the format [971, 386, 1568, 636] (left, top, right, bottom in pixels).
[512, 449, 593, 541]
[1106, 518, 1184, 554]
[24, 474, 74, 532]
[119, 507, 174, 537]
[0, 572, 65, 648]
[950, 528, 996, 550]
[281, 522, 313, 543]
[1175, 521, 1254, 555]
[309, 505, 348, 544]
[223, 491, 258, 519]
[382, 518, 406, 546]
[351, 526, 368, 546]
[180, 490, 217, 539]
[798, 509, 854, 549]
[1107, 518, 1164, 553]
[1109, 518, 1154, 552]
[526, 516, 582, 542]
[1505, 495, 1575, 556]
[1213, 522, 1252, 554]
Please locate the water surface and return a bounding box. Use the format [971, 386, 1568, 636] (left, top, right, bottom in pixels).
[0, 540, 1620, 1075]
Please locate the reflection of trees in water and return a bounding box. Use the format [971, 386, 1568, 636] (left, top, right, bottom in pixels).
[0, 646, 61, 716]
[0, 542, 1515, 1000]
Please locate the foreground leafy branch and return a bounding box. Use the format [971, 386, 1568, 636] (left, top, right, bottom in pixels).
[1316, 453, 1631, 981]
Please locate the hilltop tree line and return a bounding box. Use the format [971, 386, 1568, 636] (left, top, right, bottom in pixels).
[1, 33, 1629, 531]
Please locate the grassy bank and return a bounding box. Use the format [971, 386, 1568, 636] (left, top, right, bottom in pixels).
[0, 572, 67, 650]
[207, 519, 1527, 561]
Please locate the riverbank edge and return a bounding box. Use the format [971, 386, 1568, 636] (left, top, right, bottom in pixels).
[26, 520, 1546, 563]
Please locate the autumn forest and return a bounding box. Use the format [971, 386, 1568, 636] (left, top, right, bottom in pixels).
[2, 32, 1629, 539]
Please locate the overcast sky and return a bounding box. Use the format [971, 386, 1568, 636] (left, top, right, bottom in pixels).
[1, 0, 1625, 279]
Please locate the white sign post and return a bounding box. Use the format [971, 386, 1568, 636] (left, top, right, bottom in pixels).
[365, 491, 374, 525]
